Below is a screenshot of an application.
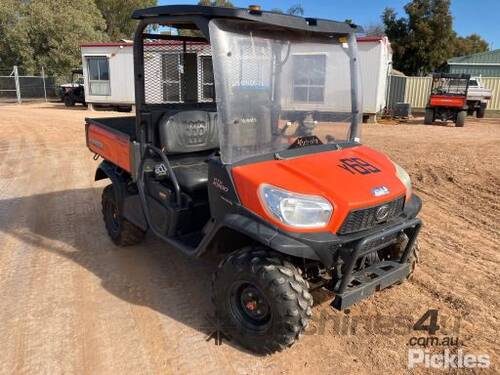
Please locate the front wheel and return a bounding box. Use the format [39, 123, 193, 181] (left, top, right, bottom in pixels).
[212, 247, 313, 354]
[101, 185, 145, 246]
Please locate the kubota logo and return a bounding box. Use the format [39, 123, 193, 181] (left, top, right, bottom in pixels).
[375, 205, 390, 222]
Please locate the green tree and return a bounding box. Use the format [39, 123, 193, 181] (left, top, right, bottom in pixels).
[383, 0, 454, 75]
[270, 4, 305, 16]
[0, 0, 108, 76]
[198, 0, 234, 7]
[383, 0, 489, 75]
[95, 0, 157, 40]
[0, 0, 33, 71]
[25, 0, 108, 77]
[452, 33, 489, 57]
[364, 23, 385, 36]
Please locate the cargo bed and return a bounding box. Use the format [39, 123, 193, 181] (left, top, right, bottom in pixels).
[85, 116, 137, 172]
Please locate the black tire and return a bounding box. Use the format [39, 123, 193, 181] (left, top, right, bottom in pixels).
[392, 240, 420, 286]
[476, 103, 486, 118]
[456, 111, 465, 127]
[64, 95, 75, 107]
[424, 109, 434, 125]
[407, 240, 420, 280]
[212, 247, 313, 354]
[101, 185, 145, 246]
[117, 105, 133, 112]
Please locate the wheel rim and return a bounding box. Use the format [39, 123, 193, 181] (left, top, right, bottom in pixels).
[230, 281, 271, 331]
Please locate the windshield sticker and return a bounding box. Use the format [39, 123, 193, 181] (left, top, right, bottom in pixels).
[289, 136, 323, 149]
[338, 158, 381, 175]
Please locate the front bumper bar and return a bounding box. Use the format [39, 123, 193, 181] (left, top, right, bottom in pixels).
[332, 217, 422, 310]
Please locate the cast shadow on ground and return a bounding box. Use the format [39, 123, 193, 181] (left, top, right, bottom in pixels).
[0, 187, 331, 354]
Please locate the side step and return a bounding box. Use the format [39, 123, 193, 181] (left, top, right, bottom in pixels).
[331, 261, 410, 310]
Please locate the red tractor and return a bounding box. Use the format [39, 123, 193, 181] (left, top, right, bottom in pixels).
[424, 73, 470, 127]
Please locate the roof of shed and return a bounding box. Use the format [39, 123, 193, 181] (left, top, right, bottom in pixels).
[448, 49, 500, 65]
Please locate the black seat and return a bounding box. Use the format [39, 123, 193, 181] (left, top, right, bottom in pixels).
[158, 110, 219, 193]
[172, 161, 209, 193]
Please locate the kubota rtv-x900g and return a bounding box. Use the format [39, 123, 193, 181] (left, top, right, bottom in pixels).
[85, 5, 422, 354]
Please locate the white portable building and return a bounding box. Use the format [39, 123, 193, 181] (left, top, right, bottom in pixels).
[80, 36, 391, 118]
[81, 42, 135, 107]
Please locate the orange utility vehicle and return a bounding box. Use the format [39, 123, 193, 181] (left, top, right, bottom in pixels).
[85, 5, 422, 353]
[424, 73, 470, 127]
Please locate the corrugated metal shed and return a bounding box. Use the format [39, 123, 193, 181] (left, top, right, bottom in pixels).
[481, 77, 500, 110]
[448, 49, 500, 77]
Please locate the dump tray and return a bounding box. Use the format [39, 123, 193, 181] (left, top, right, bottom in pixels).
[85, 116, 136, 172]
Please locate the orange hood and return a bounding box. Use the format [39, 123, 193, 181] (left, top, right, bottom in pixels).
[231, 145, 407, 233]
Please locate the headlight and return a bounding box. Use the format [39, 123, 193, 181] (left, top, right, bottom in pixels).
[259, 184, 333, 228]
[392, 161, 412, 200]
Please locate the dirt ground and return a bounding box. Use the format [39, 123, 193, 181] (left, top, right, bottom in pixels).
[0, 103, 498, 374]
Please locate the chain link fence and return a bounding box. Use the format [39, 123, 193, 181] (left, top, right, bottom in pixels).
[0, 66, 59, 103]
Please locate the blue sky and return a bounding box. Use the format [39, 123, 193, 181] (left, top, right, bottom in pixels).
[158, 0, 500, 49]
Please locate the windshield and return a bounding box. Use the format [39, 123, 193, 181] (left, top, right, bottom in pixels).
[209, 19, 362, 164]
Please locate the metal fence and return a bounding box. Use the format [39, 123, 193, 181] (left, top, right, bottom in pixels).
[0, 66, 58, 103]
[481, 77, 500, 110]
[387, 75, 500, 111]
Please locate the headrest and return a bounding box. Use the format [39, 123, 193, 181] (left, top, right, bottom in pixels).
[159, 110, 219, 153]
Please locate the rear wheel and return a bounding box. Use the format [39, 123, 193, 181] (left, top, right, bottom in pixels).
[456, 111, 466, 127]
[424, 109, 434, 124]
[64, 95, 75, 107]
[476, 103, 486, 118]
[101, 185, 145, 246]
[212, 247, 313, 354]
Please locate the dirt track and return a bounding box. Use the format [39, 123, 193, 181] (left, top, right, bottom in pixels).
[0, 103, 498, 374]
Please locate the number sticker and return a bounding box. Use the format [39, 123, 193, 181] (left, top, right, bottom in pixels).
[338, 158, 381, 175]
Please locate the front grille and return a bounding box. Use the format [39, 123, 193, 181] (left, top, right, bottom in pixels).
[338, 196, 405, 235]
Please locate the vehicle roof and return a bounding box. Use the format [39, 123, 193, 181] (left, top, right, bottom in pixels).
[131, 5, 362, 35]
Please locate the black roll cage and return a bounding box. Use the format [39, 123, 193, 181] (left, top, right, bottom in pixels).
[131, 5, 363, 156]
[430, 73, 471, 97]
